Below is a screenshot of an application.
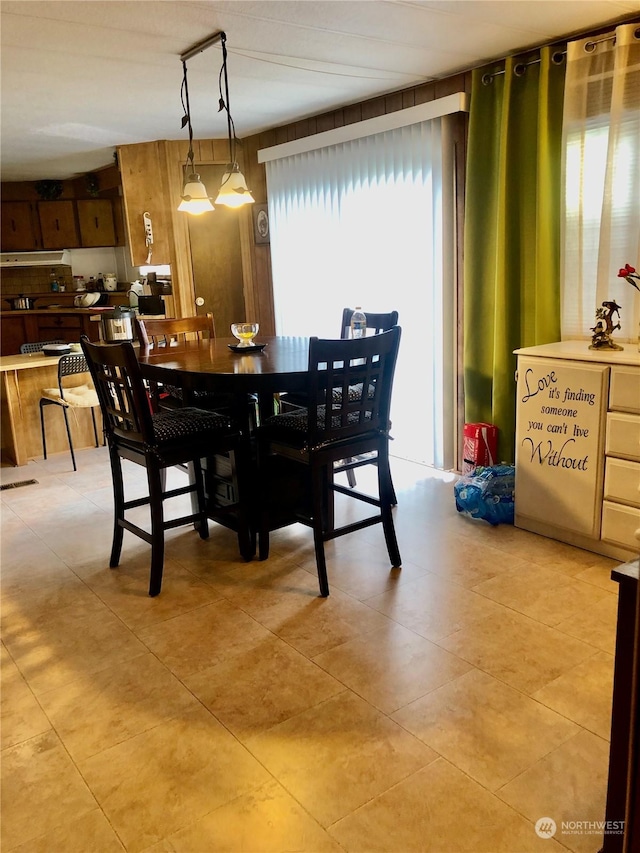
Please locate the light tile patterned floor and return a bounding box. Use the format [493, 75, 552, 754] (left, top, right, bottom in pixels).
[1, 448, 620, 852]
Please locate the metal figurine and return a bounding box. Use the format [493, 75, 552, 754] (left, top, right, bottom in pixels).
[589, 300, 624, 350]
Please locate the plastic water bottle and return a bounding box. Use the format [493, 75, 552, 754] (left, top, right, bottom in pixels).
[350, 307, 366, 339]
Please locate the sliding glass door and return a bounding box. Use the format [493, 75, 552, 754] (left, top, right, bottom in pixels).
[265, 117, 456, 470]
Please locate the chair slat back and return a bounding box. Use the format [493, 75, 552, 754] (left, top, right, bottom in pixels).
[306, 326, 401, 448]
[57, 353, 93, 394]
[340, 309, 399, 339]
[80, 337, 154, 445]
[20, 340, 66, 354]
[136, 314, 216, 351]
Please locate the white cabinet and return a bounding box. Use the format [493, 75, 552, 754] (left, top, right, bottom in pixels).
[514, 341, 640, 561]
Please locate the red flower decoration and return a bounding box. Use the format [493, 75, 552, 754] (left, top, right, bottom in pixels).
[618, 263, 637, 277]
[618, 262, 640, 291]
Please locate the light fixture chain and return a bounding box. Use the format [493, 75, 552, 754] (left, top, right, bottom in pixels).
[221, 33, 236, 165]
[181, 60, 195, 166]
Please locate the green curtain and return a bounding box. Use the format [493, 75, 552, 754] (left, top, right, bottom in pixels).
[463, 48, 565, 462]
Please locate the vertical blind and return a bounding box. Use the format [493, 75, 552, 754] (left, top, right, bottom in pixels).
[265, 118, 456, 469]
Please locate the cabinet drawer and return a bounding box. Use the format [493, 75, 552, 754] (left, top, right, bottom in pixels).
[601, 500, 640, 550]
[609, 366, 640, 414]
[606, 412, 640, 461]
[604, 458, 640, 508]
[38, 315, 83, 330]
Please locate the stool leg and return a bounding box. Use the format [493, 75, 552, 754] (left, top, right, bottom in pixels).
[147, 463, 166, 597]
[90, 408, 99, 448]
[61, 406, 77, 471]
[109, 447, 125, 568]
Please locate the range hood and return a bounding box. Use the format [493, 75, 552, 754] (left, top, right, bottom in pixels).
[0, 250, 71, 268]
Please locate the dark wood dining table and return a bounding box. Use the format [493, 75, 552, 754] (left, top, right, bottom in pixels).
[137, 335, 311, 424]
[137, 334, 314, 542]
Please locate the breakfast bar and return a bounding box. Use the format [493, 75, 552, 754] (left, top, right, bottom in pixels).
[0, 351, 102, 466]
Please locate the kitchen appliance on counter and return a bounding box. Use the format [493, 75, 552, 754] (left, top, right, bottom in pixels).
[127, 281, 144, 308]
[101, 306, 136, 342]
[137, 295, 165, 315]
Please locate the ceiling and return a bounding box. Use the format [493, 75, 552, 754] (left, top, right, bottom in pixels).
[1, 0, 638, 182]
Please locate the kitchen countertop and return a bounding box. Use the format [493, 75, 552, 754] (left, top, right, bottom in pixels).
[0, 351, 74, 371]
[0, 307, 108, 317]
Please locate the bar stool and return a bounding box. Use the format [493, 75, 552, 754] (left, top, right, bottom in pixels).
[40, 353, 100, 471]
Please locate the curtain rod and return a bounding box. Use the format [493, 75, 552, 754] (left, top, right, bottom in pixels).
[481, 31, 619, 86]
[482, 51, 565, 85]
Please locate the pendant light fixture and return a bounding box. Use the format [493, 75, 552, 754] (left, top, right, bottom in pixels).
[178, 31, 254, 214]
[214, 33, 254, 207]
[177, 60, 214, 214]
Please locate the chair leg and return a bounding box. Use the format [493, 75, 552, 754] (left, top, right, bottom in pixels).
[108, 447, 125, 568]
[346, 463, 357, 489]
[377, 444, 401, 568]
[39, 401, 48, 461]
[147, 463, 166, 597]
[61, 406, 77, 471]
[90, 408, 100, 448]
[191, 459, 209, 541]
[311, 463, 330, 597]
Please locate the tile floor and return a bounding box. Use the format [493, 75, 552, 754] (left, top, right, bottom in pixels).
[1, 447, 622, 852]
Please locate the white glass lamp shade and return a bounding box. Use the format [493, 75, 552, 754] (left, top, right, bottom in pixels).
[178, 173, 214, 214]
[214, 163, 255, 207]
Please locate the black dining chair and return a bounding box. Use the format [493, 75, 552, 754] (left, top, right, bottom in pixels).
[257, 326, 402, 596]
[136, 313, 257, 427]
[80, 335, 253, 596]
[339, 308, 399, 340]
[335, 309, 399, 499]
[136, 314, 217, 411]
[40, 353, 101, 471]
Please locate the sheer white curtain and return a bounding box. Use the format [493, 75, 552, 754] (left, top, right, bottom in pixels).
[562, 23, 640, 340]
[265, 118, 456, 469]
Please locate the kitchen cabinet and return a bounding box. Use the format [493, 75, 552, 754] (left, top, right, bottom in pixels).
[514, 341, 640, 561]
[0, 309, 102, 356]
[38, 201, 79, 249]
[117, 141, 172, 266]
[77, 199, 116, 247]
[1, 202, 40, 250]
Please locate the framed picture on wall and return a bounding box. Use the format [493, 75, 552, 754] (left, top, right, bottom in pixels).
[253, 204, 270, 244]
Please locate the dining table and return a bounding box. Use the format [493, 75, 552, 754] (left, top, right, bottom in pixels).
[137, 334, 311, 425]
[137, 334, 315, 540]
